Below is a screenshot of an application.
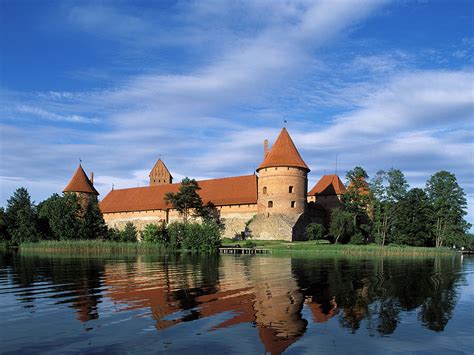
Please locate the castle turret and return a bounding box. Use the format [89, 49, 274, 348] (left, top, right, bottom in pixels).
[64, 164, 99, 211]
[256, 128, 310, 216]
[149, 159, 173, 186]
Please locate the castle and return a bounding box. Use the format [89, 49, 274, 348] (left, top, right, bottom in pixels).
[64, 128, 347, 241]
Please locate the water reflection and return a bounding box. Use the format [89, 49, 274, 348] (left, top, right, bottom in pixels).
[0, 252, 468, 353]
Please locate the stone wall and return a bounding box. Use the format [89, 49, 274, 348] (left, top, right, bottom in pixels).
[247, 213, 308, 241]
[103, 204, 259, 239]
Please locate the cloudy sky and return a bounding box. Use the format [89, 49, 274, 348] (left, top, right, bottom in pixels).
[1, 0, 473, 224]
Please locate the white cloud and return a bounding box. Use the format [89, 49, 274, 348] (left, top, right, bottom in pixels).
[16, 105, 99, 124]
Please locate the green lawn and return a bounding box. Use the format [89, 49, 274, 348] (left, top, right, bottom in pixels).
[13, 239, 458, 257]
[221, 238, 456, 256]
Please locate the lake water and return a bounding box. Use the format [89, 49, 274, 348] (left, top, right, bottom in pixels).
[1, 251, 473, 354]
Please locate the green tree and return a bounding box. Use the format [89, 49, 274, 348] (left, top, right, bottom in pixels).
[391, 188, 433, 246]
[370, 169, 409, 246]
[329, 209, 355, 244]
[5, 187, 39, 245]
[0, 207, 9, 242]
[120, 222, 138, 242]
[142, 222, 168, 245]
[79, 199, 108, 240]
[386, 169, 409, 203]
[425, 171, 470, 248]
[165, 177, 204, 224]
[199, 201, 224, 229]
[305, 223, 326, 241]
[342, 166, 371, 217]
[38, 193, 81, 240]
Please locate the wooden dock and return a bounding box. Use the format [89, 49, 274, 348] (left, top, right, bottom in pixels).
[219, 247, 271, 254]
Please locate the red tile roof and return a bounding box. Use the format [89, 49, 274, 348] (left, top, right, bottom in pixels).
[308, 174, 347, 196]
[100, 174, 258, 213]
[63, 164, 99, 195]
[257, 128, 309, 171]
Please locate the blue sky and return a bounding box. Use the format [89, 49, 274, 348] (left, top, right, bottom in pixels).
[0, 0, 473, 225]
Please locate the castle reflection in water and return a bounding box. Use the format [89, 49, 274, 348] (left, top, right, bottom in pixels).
[4, 254, 463, 354]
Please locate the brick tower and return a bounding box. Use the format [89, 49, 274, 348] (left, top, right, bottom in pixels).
[63, 163, 99, 212]
[256, 128, 310, 216]
[149, 159, 173, 186]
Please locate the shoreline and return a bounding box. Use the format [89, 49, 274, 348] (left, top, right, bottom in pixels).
[11, 240, 459, 257]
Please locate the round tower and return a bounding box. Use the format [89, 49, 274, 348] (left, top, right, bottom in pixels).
[63, 163, 99, 213]
[256, 128, 310, 216]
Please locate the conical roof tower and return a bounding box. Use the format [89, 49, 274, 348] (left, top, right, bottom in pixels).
[257, 128, 309, 172]
[64, 164, 99, 195]
[256, 128, 309, 218]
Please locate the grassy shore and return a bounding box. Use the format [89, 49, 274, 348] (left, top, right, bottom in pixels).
[13, 239, 458, 257]
[19, 240, 165, 254]
[222, 238, 457, 256]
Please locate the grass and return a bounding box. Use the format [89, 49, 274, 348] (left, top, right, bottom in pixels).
[15, 239, 458, 257]
[222, 238, 456, 256]
[19, 240, 166, 254]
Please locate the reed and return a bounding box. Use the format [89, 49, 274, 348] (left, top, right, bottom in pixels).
[19, 240, 165, 254]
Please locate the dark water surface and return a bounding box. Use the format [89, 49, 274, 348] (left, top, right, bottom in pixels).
[1, 251, 473, 354]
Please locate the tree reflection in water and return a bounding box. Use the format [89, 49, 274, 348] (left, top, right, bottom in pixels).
[1, 252, 464, 353]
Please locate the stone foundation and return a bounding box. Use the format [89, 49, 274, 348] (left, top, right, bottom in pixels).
[247, 213, 308, 241]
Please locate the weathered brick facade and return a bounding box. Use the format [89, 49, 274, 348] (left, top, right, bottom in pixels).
[65, 129, 347, 242]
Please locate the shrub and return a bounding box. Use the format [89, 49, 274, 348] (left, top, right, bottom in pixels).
[107, 227, 121, 242]
[166, 221, 221, 252]
[198, 221, 222, 252]
[244, 240, 256, 248]
[120, 222, 138, 242]
[167, 221, 186, 249]
[350, 232, 366, 245]
[142, 223, 168, 245]
[305, 223, 326, 241]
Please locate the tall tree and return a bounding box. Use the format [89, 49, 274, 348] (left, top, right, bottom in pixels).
[425, 171, 469, 248]
[38, 193, 81, 240]
[343, 166, 371, 216]
[370, 169, 409, 246]
[329, 209, 355, 244]
[5, 187, 39, 244]
[0, 207, 8, 242]
[165, 177, 204, 224]
[79, 199, 108, 240]
[391, 188, 433, 246]
[386, 168, 409, 202]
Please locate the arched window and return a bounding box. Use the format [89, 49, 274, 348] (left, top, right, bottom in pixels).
[263, 186, 267, 194]
[268, 201, 273, 208]
[289, 186, 294, 193]
[291, 201, 296, 208]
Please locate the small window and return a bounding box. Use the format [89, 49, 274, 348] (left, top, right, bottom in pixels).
[268, 201, 273, 208]
[275, 167, 278, 170]
[263, 187, 267, 194]
[289, 186, 294, 193]
[291, 201, 296, 208]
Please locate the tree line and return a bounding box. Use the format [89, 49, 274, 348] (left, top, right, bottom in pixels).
[0, 177, 223, 251]
[306, 168, 472, 248]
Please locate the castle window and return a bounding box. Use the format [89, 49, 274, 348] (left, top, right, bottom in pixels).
[268, 201, 273, 208]
[275, 167, 278, 170]
[291, 201, 296, 208]
[263, 186, 267, 194]
[289, 186, 294, 193]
